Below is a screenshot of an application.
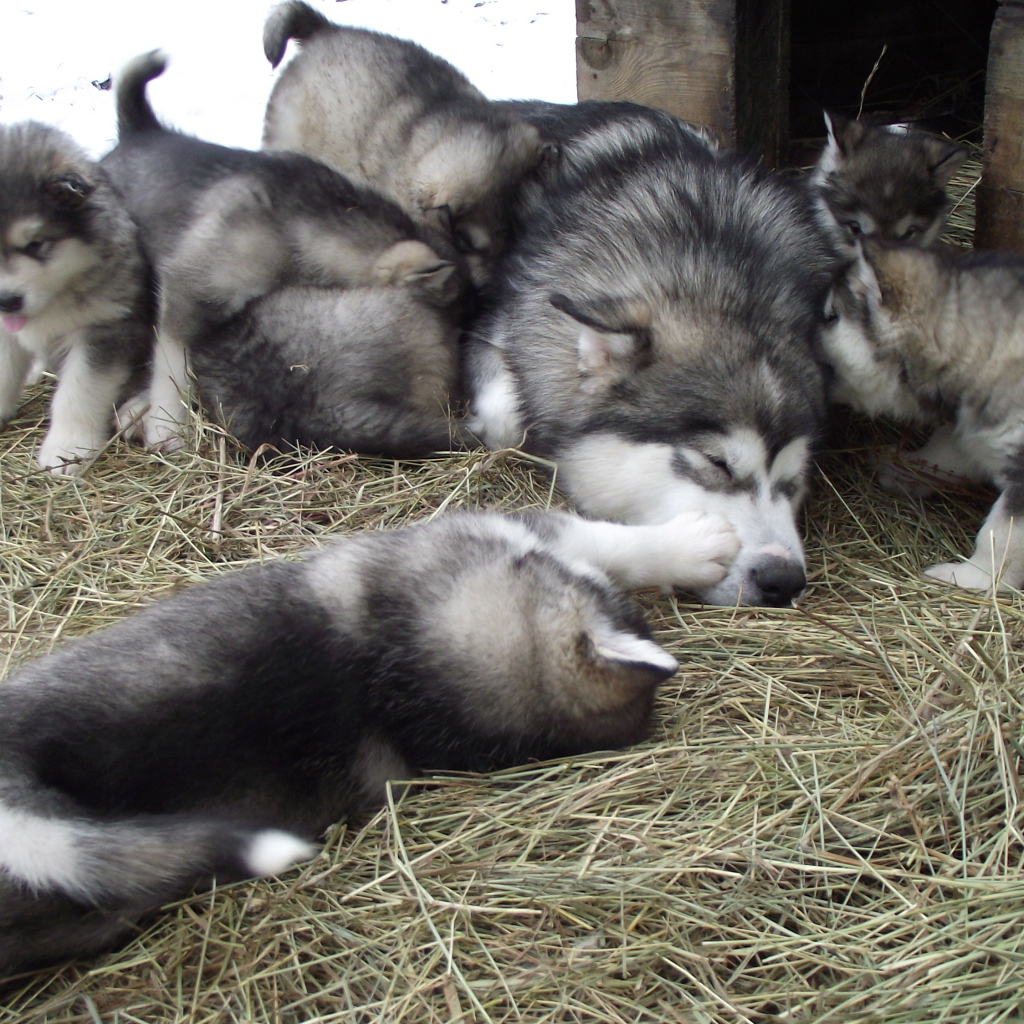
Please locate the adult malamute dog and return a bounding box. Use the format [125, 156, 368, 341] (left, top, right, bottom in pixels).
[191, 280, 470, 458]
[467, 106, 838, 606]
[0, 122, 152, 475]
[808, 112, 966, 253]
[101, 51, 458, 451]
[262, 0, 547, 286]
[821, 239, 1024, 591]
[0, 508, 735, 975]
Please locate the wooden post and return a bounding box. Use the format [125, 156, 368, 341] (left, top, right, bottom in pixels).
[576, 0, 789, 167]
[976, 0, 1024, 250]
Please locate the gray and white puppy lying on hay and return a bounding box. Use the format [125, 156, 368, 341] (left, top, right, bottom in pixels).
[101, 50, 459, 453]
[0, 508, 737, 975]
[821, 238, 1024, 591]
[262, 0, 548, 288]
[0, 122, 152, 476]
[191, 279, 472, 460]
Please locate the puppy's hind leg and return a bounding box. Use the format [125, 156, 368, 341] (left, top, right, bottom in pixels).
[526, 510, 740, 592]
[146, 193, 288, 451]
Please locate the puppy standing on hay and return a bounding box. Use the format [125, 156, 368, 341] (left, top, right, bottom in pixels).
[0, 122, 152, 475]
[261, 0, 549, 288]
[101, 51, 460, 453]
[466, 102, 838, 607]
[0, 508, 737, 975]
[821, 238, 1024, 590]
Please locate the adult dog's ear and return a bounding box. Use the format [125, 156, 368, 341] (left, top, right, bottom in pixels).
[44, 173, 96, 207]
[550, 292, 653, 386]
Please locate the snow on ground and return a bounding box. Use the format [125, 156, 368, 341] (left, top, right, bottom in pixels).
[0, 0, 577, 157]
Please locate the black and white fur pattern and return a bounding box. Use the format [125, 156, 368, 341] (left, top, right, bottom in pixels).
[0, 508, 736, 975]
[821, 238, 1024, 590]
[101, 51, 459, 452]
[808, 112, 967, 253]
[467, 103, 838, 606]
[261, 0, 548, 288]
[191, 280, 471, 458]
[0, 122, 152, 475]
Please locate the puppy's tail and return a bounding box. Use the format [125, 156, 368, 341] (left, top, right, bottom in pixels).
[264, 0, 332, 67]
[0, 798, 313, 974]
[0, 799, 313, 904]
[114, 49, 169, 138]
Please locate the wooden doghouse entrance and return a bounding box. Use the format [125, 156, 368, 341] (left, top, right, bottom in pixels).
[576, 0, 1012, 246]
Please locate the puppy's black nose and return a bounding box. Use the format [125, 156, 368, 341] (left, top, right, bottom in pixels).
[751, 557, 806, 607]
[0, 292, 24, 313]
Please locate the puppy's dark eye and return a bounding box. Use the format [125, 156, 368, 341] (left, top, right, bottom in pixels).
[20, 239, 51, 260]
[841, 220, 863, 236]
[899, 225, 921, 241]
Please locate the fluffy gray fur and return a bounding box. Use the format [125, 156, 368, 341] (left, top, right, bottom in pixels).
[466, 102, 839, 607]
[0, 507, 741, 975]
[191, 281, 469, 458]
[821, 239, 1024, 590]
[808, 112, 967, 253]
[101, 50, 460, 451]
[261, 0, 548, 287]
[0, 121, 152, 475]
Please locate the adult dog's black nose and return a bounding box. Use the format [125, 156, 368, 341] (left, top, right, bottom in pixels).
[751, 556, 806, 607]
[0, 292, 24, 314]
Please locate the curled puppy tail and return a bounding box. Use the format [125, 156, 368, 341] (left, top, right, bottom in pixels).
[263, 0, 332, 67]
[114, 49, 168, 138]
[0, 800, 313, 975]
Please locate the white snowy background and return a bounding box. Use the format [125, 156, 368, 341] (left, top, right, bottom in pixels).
[0, 0, 577, 158]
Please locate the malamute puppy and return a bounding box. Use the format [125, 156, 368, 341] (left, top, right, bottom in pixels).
[101, 51, 459, 451]
[821, 239, 1024, 591]
[0, 122, 152, 475]
[0, 507, 736, 975]
[808, 112, 967, 252]
[191, 279, 470, 458]
[261, 0, 548, 287]
[467, 106, 838, 607]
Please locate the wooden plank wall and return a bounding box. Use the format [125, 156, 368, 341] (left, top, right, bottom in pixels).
[976, 0, 1024, 250]
[576, 0, 789, 167]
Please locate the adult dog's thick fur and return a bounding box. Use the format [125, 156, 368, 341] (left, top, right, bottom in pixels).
[0, 122, 152, 475]
[467, 103, 839, 606]
[262, 0, 547, 287]
[102, 51, 459, 451]
[0, 508, 737, 975]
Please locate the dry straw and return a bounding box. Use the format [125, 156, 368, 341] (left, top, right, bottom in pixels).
[3, 158, 1023, 1024]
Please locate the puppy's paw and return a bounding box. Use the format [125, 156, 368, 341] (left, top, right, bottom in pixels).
[924, 559, 995, 591]
[143, 410, 186, 453]
[651, 511, 740, 590]
[115, 393, 149, 443]
[37, 435, 99, 477]
[874, 447, 938, 498]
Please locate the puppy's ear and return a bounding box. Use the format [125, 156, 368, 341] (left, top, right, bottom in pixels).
[587, 624, 679, 688]
[406, 260, 460, 306]
[922, 136, 968, 185]
[822, 111, 865, 163]
[44, 172, 96, 207]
